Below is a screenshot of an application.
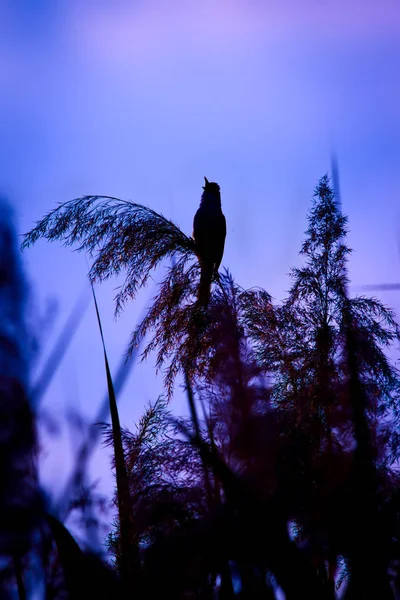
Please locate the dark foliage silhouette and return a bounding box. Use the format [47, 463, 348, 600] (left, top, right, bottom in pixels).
[21, 191, 204, 396]
[0, 201, 43, 598]
[0, 202, 124, 598]
[17, 174, 400, 598]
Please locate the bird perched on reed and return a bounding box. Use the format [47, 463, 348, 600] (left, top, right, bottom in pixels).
[193, 177, 226, 305]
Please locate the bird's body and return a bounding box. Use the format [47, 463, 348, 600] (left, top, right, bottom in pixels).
[193, 178, 226, 305]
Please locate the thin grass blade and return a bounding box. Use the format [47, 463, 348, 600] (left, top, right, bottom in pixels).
[91, 285, 140, 597]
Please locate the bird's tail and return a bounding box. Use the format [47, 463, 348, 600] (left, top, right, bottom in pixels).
[197, 264, 213, 307]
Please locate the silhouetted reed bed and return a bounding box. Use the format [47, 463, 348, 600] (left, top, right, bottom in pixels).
[2, 175, 400, 598]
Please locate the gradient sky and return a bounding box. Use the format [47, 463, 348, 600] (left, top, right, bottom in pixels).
[1, 0, 400, 544]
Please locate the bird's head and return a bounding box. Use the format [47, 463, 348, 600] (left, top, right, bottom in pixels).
[201, 176, 221, 205]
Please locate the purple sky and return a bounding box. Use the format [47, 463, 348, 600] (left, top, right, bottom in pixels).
[1, 0, 400, 541]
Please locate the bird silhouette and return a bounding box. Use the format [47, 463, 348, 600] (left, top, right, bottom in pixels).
[193, 177, 226, 305]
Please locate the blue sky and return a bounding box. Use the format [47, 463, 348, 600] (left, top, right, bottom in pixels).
[1, 0, 400, 543]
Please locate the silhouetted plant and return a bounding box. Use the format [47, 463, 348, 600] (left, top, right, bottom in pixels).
[0, 202, 128, 599]
[241, 176, 400, 595]
[21, 195, 231, 396]
[19, 175, 400, 598]
[0, 201, 45, 598]
[92, 286, 139, 597]
[103, 396, 205, 558]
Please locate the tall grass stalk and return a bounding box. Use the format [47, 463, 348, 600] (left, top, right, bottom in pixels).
[92, 285, 140, 597]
